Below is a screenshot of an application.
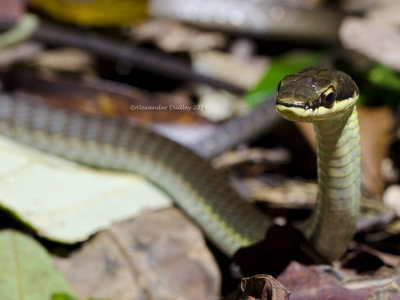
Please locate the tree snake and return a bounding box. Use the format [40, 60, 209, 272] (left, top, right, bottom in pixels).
[276, 67, 360, 261]
[0, 67, 360, 262]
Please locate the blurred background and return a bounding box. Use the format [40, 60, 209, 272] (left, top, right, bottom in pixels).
[1, 0, 400, 299]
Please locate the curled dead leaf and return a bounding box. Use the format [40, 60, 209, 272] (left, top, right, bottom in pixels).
[239, 274, 290, 300]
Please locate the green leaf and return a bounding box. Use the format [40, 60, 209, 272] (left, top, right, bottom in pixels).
[355, 63, 400, 106]
[52, 293, 76, 300]
[368, 63, 400, 94]
[0, 14, 39, 49]
[245, 52, 324, 107]
[52, 293, 108, 300]
[0, 230, 74, 300]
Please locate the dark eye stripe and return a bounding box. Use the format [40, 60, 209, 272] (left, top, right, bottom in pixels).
[277, 81, 282, 92]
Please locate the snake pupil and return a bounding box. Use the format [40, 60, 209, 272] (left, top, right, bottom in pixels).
[322, 88, 335, 108]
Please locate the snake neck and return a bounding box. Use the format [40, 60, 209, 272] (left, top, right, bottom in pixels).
[302, 106, 361, 261]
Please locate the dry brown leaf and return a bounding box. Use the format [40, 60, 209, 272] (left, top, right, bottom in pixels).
[132, 19, 226, 52]
[358, 106, 394, 196]
[29, 47, 94, 73]
[383, 185, 400, 217]
[246, 178, 317, 210]
[0, 42, 42, 68]
[5, 69, 212, 126]
[340, 17, 400, 72]
[54, 208, 220, 300]
[339, 0, 391, 12]
[238, 274, 290, 300]
[344, 245, 400, 269]
[212, 148, 291, 171]
[192, 51, 268, 89]
[295, 122, 315, 149]
[367, 2, 400, 28]
[277, 261, 400, 300]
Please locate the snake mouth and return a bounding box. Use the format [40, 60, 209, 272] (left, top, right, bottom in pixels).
[275, 103, 309, 122]
[276, 100, 308, 109]
[275, 101, 310, 122]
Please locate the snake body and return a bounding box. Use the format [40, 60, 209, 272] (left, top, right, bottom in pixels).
[0, 67, 360, 261]
[276, 67, 361, 261]
[0, 94, 270, 257]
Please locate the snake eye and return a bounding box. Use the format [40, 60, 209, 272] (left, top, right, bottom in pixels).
[321, 87, 335, 108]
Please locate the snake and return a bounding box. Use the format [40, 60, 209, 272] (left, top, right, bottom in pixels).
[0, 67, 360, 262]
[276, 67, 361, 261]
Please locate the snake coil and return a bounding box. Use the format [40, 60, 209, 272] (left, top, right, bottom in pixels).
[0, 67, 360, 261]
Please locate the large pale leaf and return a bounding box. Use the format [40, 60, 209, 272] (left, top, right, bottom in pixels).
[0, 230, 73, 300]
[0, 136, 172, 243]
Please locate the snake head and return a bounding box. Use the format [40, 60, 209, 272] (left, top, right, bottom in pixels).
[275, 67, 359, 122]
